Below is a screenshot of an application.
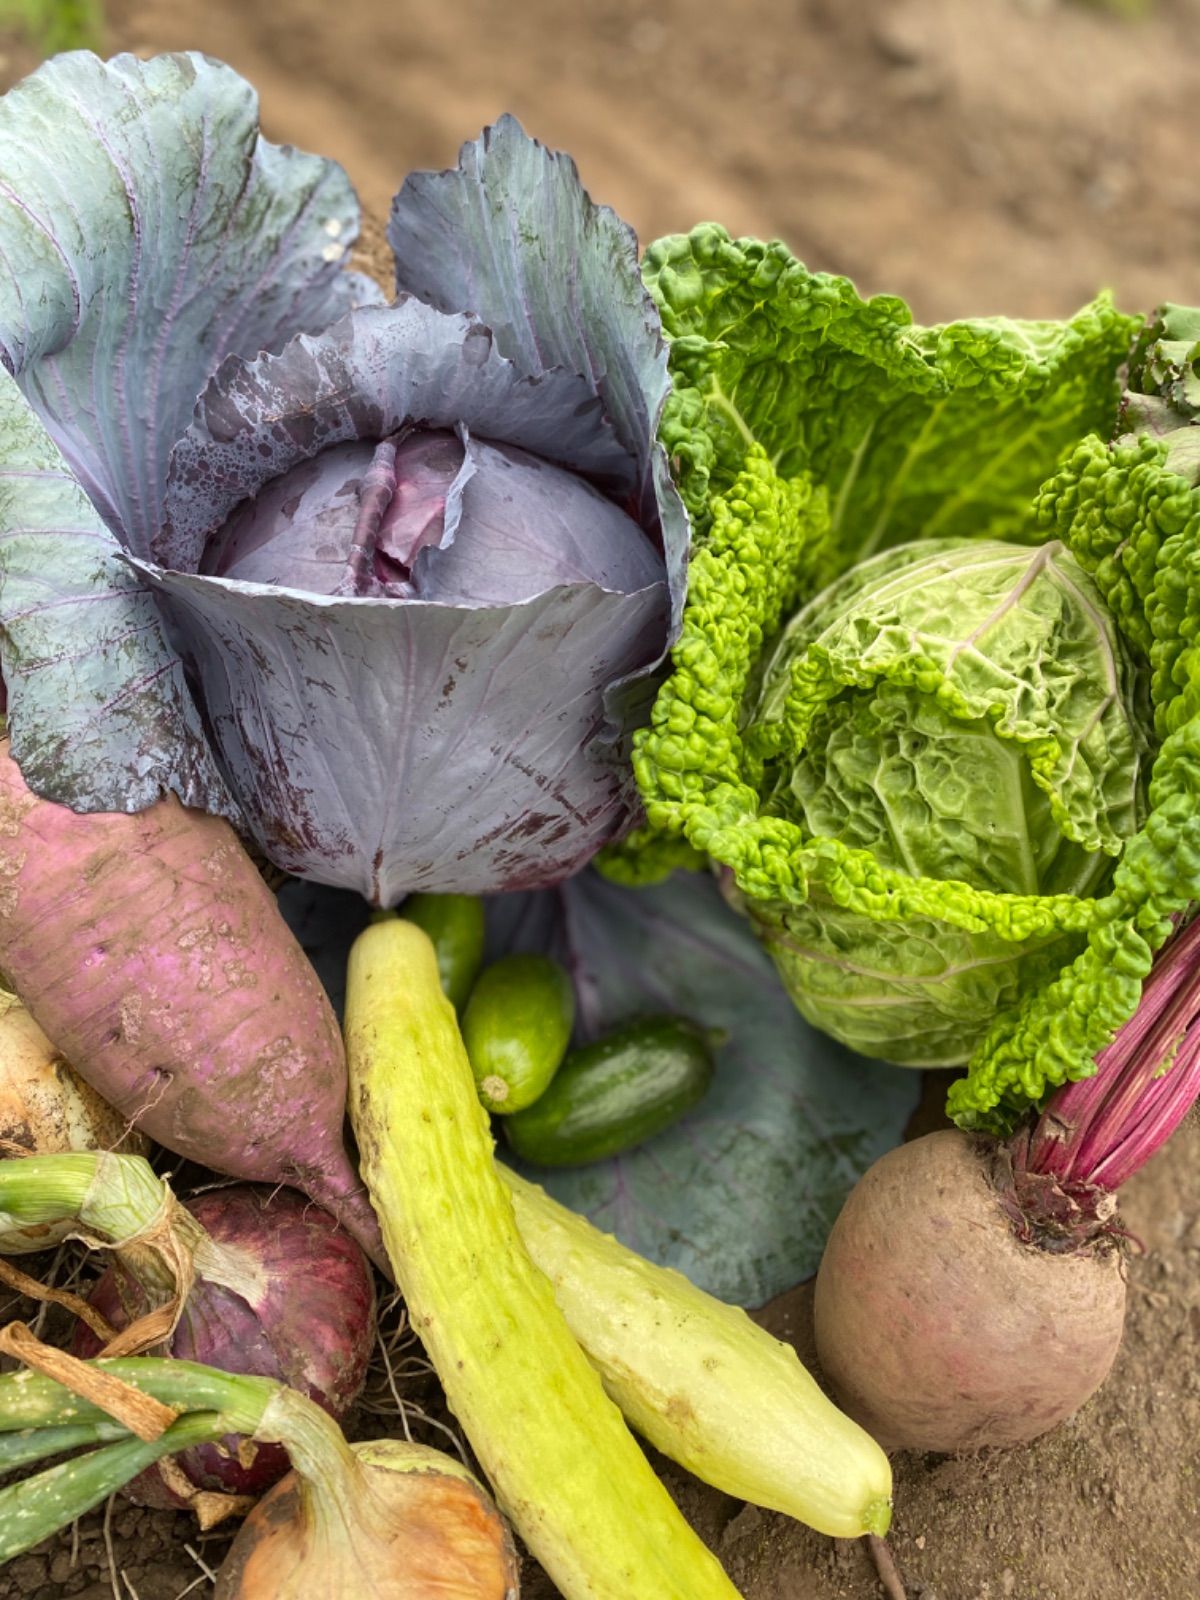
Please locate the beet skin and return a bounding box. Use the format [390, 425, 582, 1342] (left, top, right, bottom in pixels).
[813, 1130, 1127, 1453]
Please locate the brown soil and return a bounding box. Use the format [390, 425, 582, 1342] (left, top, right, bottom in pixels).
[4, 1, 1200, 1596]
[7, 0, 1200, 323]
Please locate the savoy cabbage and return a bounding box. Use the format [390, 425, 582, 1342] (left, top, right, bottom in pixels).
[605, 225, 1157, 1125]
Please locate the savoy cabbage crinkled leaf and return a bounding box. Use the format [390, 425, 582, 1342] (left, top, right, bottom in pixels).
[953, 312, 1200, 1126]
[645, 226, 1137, 561]
[605, 225, 1146, 1123]
[0, 51, 376, 813]
[0, 58, 688, 903]
[744, 537, 1145, 1066]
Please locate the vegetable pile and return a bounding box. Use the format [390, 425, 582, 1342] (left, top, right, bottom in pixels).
[3, 36, 1200, 1600]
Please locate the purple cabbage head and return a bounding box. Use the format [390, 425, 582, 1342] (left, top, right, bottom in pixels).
[201, 430, 663, 606]
[0, 54, 687, 901]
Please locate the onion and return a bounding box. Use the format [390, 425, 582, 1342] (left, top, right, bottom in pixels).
[0, 1151, 375, 1500]
[74, 1182, 375, 1500]
[215, 1436, 519, 1599]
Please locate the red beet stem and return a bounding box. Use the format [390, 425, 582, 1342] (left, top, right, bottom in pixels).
[1088, 1026, 1200, 1191]
[1025, 914, 1200, 1191]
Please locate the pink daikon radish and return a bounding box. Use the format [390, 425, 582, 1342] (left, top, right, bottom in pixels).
[0, 742, 384, 1270]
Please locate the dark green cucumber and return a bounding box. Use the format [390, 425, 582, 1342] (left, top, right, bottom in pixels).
[399, 893, 485, 1010]
[462, 954, 575, 1113]
[504, 1016, 715, 1167]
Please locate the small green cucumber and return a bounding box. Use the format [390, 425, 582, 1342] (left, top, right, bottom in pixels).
[504, 1015, 714, 1166]
[344, 920, 743, 1600]
[398, 893, 485, 1011]
[501, 1166, 893, 1540]
[461, 953, 575, 1113]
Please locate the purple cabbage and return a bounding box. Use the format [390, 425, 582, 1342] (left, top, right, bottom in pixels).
[201, 429, 663, 605]
[0, 54, 687, 899]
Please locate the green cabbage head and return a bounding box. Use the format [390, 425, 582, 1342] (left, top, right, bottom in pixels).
[600, 225, 1182, 1126]
[742, 537, 1144, 1066]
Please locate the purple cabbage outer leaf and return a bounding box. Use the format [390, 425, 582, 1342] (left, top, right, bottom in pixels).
[130, 563, 666, 902]
[388, 112, 690, 648]
[0, 375, 227, 810]
[389, 115, 665, 492]
[488, 869, 919, 1306]
[0, 51, 379, 813]
[139, 116, 686, 901]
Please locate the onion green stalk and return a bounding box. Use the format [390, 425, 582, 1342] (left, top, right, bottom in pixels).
[0, 1352, 518, 1594]
[0, 1151, 263, 1303]
[0, 1357, 274, 1560]
[0, 1419, 128, 1471]
[0, 1414, 225, 1559]
[0, 1151, 165, 1240]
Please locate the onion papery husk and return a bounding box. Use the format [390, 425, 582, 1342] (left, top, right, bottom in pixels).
[70, 1180, 376, 1502]
[215, 1434, 519, 1600]
[0, 1151, 375, 1504]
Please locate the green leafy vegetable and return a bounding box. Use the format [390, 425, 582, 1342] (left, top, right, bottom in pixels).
[953, 307, 1200, 1125]
[5, 0, 104, 55]
[608, 225, 1145, 1121]
[646, 225, 1135, 563]
[742, 536, 1145, 1065]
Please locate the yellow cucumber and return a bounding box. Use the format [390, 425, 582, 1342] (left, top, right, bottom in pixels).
[501, 1167, 892, 1540]
[344, 920, 743, 1600]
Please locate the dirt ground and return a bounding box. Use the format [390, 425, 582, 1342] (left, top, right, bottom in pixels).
[5, 0, 1200, 324]
[4, 0, 1200, 1596]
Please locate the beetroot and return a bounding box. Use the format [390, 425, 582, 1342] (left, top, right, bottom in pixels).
[73, 1183, 375, 1501]
[814, 1129, 1126, 1452]
[814, 916, 1200, 1453]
